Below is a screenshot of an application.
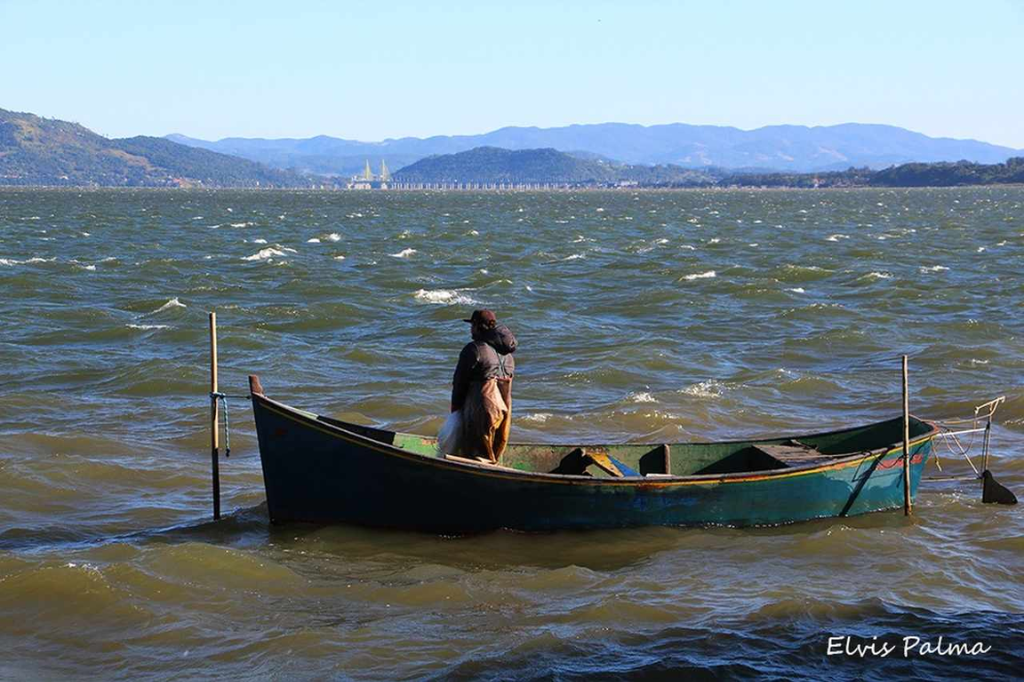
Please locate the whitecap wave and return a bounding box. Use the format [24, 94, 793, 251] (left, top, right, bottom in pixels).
[152, 297, 186, 313]
[861, 271, 893, 280]
[788, 287, 806, 294]
[243, 248, 286, 261]
[391, 248, 417, 258]
[682, 270, 716, 281]
[826, 234, 850, 242]
[127, 324, 170, 330]
[333, 255, 346, 261]
[920, 265, 949, 273]
[326, 233, 342, 242]
[413, 289, 477, 305]
[627, 391, 658, 403]
[0, 257, 56, 266]
[307, 238, 321, 243]
[680, 380, 725, 399]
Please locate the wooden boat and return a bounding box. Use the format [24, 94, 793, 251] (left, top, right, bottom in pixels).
[248, 376, 940, 531]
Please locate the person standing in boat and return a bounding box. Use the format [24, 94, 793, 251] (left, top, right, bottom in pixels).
[450, 309, 516, 463]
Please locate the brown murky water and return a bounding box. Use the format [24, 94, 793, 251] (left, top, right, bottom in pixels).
[1, 188, 1021, 679]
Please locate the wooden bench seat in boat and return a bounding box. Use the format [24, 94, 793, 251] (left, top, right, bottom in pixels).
[750, 442, 838, 468]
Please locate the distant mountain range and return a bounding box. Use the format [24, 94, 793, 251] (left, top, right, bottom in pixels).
[167, 122, 1023, 176]
[4, 106, 1023, 189]
[0, 108, 317, 187]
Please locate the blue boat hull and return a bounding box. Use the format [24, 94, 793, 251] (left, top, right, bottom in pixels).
[250, 390, 936, 532]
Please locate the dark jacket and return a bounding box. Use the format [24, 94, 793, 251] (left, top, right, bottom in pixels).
[451, 325, 517, 411]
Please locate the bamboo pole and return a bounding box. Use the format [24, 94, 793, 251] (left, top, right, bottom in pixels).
[210, 312, 221, 520]
[902, 354, 912, 516]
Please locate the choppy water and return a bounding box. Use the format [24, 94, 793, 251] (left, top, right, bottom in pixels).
[1, 187, 1022, 679]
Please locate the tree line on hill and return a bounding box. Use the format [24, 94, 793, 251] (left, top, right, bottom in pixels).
[720, 158, 1024, 188]
[395, 147, 1024, 189]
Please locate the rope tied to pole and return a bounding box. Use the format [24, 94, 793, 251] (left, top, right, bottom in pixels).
[932, 396, 1005, 478]
[210, 391, 231, 457]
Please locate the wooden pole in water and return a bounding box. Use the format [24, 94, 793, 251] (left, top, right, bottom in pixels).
[902, 354, 912, 516]
[210, 311, 221, 520]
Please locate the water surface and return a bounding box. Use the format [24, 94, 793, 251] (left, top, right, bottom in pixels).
[1, 188, 1021, 679]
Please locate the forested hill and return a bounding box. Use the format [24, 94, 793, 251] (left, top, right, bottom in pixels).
[394, 146, 1024, 188]
[869, 158, 1024, 186]
[720, 157, 1024, 188]
[393, 147, 718, 185]
[0, 108, 318, 187]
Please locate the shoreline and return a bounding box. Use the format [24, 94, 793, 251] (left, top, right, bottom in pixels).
[3, 183, 1024, 192]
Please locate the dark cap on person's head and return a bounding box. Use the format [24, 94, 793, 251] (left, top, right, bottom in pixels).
[464, 309, 497, 327]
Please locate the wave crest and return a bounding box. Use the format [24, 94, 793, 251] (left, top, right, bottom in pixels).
[413, 289, 477, 306]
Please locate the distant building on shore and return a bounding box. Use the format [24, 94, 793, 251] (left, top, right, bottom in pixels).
[347, 160, 390, 190]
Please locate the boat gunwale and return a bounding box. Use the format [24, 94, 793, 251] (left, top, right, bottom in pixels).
[252, 392, 940, 487]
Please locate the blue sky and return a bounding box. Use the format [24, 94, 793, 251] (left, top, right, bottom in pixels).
[3, 0, 1023, 147]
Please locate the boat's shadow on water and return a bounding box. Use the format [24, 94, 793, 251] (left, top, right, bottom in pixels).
[0, 499, 944, 570]
[2, 492, 1008, 572]
[182, 502, 936, 572]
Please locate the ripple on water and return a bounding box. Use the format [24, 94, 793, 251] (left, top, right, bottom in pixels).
[0, 187, 1021, 679]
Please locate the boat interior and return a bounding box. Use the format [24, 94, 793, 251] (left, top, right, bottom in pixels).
[315, 413, 936, 478]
